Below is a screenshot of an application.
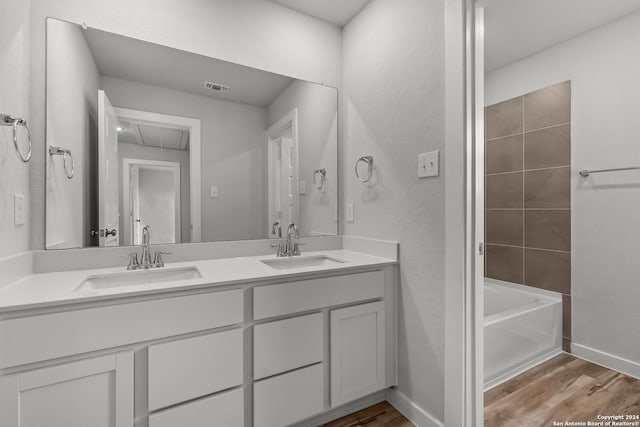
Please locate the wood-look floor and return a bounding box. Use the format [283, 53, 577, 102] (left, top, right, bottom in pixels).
[485, 353, 640, 426]
[324, 401, 414, 427]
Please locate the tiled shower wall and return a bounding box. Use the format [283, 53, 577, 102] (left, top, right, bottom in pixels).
[485, 81, 572, 351]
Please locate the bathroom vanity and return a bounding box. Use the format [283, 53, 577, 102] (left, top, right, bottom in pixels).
[0, 13, 399, 427]
[0, 245, 398, 427]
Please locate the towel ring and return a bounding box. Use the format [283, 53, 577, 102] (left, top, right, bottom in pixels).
[1, 113, 32, 163]
[355, 155, 374, 183]
[49, 146, 75, 179]
[313, 168, 326, 190]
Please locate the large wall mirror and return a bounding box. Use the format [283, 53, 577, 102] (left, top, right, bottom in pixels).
[45, 18, 338, 249]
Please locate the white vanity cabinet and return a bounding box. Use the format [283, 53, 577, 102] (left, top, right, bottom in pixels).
[251, 269, 395, 426]
[0, 262, 396, 427]
[0, 288, 245, 427]
[330, 301, 386, 407]
[0, 351, 134, 427]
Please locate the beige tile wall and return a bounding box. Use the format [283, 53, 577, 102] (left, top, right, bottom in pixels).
[485, 81, 572, 351]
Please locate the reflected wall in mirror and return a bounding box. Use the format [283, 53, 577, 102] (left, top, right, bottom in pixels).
[45, 18, 338, 249]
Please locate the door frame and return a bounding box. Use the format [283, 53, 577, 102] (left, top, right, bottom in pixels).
[122, 158, 181, 246]
[114, 107, 202, 243]
[444, 1, 484, 426]
[265, 109, 299, 236]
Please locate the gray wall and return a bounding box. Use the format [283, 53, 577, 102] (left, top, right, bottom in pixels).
[0, 0, 31, 258]
[101, 76, 267, 242]
[45, 18, 100, 249]
[342, 0, 446, 421]
[268, 80, 338, 236]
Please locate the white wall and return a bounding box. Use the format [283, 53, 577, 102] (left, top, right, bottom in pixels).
[29, 0, 342, 249]
[486, 11, 640, 367]
[45, 19, 99, 249]
[342, 0, 446, 421]
[268, 80, 338, 236]
[101, 76, 267, 242]
[0, 0, 31, 258]
[117, 143, 191, 243]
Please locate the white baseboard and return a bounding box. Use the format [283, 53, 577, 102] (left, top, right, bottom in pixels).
[572, 343, 640, 380]
[386, 388, 443, 427]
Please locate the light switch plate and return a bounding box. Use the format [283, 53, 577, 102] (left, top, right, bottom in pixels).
[210, 186, 219, 198]
[14, 194, 25, 225]
[418, 150, 440, 178]
[299, 180, 306, 195]
[346, 203, 354, 223]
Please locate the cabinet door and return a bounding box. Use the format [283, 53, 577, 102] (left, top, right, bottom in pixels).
[330, 301, 386, 407]
[0, 351, 133, 427]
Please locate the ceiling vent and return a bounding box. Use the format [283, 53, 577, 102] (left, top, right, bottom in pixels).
[204, 81, 230, 93]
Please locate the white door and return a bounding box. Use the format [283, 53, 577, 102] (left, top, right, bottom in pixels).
[123, 159, 181, 245]
[330, 301, 386, 407]
[0, 352, 134, 427]
[268, 136, 296, 232]
[98, 90, 120, 247]
[266, 109, 299, 236]
[130, 165, 141, 245]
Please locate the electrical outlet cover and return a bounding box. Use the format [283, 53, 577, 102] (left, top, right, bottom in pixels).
[14, 194, 25, 225]
[346, 203, 354, 222]
[418, 150, 440, 178]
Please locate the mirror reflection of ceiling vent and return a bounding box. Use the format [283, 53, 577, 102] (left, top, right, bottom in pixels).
[204, 81, 230, 93]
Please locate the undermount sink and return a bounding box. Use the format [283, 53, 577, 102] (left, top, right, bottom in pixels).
[76, 266, 202, 291]
[261, 255, 346, 270]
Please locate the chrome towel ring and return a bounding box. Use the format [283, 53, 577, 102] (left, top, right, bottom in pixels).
[313, 168, 327, 190]
[1, 113, 32, 163]
[355, 155, 374, 183]
[49, 146, 75, 179]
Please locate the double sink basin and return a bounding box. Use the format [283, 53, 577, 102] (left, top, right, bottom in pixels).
[76, 255, 346, 292]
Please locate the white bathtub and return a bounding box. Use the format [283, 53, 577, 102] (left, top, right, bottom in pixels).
[484, 279, 562, 389]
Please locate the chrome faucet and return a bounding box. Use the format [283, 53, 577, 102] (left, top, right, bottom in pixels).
[140, 226, 153, 268]
[126, 225, 171, 270]
[270, 223, 302, 257]
[286, 223, 302, 256]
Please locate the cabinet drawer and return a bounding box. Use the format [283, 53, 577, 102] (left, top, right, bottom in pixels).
[254, 313, 323, 380]
[254, 363, 324, 427]
[148, 329, 243, 411]
[0, 289, 243, 369]
[149, 387, 244, 427]
[253, 270, 384, 320]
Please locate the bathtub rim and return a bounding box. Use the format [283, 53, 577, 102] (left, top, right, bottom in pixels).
[484, 279, 562, 326]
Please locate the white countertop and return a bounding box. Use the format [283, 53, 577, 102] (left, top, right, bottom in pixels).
[0, 250, 396, 313]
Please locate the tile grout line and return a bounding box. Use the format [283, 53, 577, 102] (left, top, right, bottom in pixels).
[487, 165, 571, 176]
[485, 243, 571, 254]
[486, 208, 570, 211]
[522, 96, 526, 286]
[523, 121, 571, 135]
[485, 121, 570, 143]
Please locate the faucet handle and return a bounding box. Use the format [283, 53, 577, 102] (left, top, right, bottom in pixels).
[126, 253, 139, 270]
[293, 243, 304, 256]
[153, 251, 171, 267]
[271, 242, 286, 257]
